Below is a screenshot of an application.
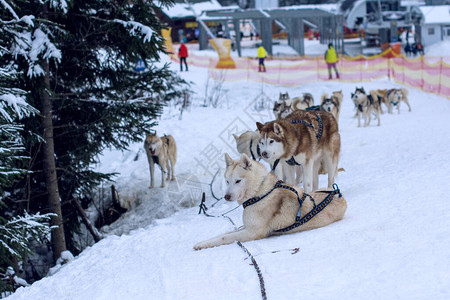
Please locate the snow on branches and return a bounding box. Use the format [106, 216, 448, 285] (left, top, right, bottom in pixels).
[113, 19, 155, 43]
[0, 212, 56, 258]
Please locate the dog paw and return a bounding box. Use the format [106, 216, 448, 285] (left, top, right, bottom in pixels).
[193, 242, 209, 250]
[149, 185, 154, 189]
[171, 177, 176, 181]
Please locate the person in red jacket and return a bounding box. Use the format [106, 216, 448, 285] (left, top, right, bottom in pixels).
[178, 43, 188, 71]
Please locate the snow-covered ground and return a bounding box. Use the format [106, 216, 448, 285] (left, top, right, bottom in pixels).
[7, 44, 450, 299]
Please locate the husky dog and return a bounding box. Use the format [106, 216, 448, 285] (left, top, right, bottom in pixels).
[291, 93, 314, 111]
[144, 132, 177, 188]
[233, 130, 296, 183]
[273, 92, 292, 119]
[233, 130, 262, 161]
[256, 110, 340, 192]
[351, 87, 382, 127]
[193, 153, 347, 250]
[377, 88, 411, 114]
[320, 90, 343, 122]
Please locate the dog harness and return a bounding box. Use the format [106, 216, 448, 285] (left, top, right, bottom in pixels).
[388, 89, 400, 106]
[291, 111, 324, 143]
[285, 156, 300, 166]
[249, 139, 262, 161]
[242, 181, 341, 232]
[243, 180, 304, 210]
[306, 105, 321, 111]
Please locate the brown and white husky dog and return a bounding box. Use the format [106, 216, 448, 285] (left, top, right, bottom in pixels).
[144, 132, 177, 188]
[256, 110, 340, 193]
[351, 87, 382, 127]
[320, 90, 343, 122]
[375, 88, 411, 114]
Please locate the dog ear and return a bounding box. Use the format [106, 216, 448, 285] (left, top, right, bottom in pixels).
[240, 153, 252, 170]
[224, 153, 233, 167]
[273, 123, 283, 137]
[256, 122, 264, 131]
[233, 134, 238, 141]
[321, 93, 328, 101]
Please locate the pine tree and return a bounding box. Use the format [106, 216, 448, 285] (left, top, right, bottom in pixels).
[6, 0, 186, 266]
[0, 1, 55, 293]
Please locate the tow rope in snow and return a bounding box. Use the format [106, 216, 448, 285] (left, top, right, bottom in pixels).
[198, 193, 268, 300]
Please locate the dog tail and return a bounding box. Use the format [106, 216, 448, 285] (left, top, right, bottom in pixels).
[168, 135, 177, 165]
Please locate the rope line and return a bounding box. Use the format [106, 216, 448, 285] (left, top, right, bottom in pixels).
[198, 194, 268, 300]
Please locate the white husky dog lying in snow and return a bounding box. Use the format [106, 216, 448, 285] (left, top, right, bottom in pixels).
[193, 153, 347, 250]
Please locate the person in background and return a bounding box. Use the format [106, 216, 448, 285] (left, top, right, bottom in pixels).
[178, 43, 188, 72]
[324, 43, 340, 79]
[257, 45, 267, 72]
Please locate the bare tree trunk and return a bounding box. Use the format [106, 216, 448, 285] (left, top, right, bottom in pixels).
[41, 59, 67, 262]
[73, 198, 102, 243]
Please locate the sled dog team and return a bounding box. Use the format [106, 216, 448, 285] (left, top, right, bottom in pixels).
[351, 87, 411, 127]
[143, 87, 410, 250]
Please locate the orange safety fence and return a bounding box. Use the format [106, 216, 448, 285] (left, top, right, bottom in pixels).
[173, 49, 450, 99]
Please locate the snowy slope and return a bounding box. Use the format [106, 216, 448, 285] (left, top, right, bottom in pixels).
[7, 58, 450, 299]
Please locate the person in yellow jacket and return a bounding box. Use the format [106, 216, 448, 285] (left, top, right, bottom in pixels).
[257, 45, 267, 72]
[324, 43, 340, 79]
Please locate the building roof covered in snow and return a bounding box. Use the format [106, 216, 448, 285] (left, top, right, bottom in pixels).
[162, 0, 228, 19]
[419, 5, 450, 24]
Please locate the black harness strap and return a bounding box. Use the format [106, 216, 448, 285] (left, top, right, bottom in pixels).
[271, 159, 280, 172]
[291, 112, 323, 143]
[249, 139, 261, 161]
[306, 105, 321, 111]
[249, 139, 256, 160]
[243, 180, 284, 209]
[274, 184, 341, 233]
[285, 156, 300, 166]
[242, 181, 305, 215]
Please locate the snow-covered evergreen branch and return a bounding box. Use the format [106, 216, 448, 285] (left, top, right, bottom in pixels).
[0, 212, 56, 258]
[113, 19, 155, 43]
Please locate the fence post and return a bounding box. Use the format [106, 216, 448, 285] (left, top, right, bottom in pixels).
[421, 56, 424, 90]
[438, 57, 443, 96]
[388, 57, 391, 81]
[316, 57, 320, 80]
[360, 57, 363, 82]
[402, 56, 405, 84]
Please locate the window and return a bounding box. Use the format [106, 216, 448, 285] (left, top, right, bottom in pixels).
[428, 27, 435, 35]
